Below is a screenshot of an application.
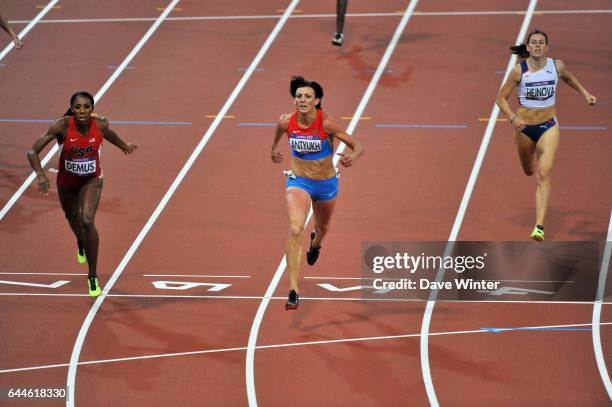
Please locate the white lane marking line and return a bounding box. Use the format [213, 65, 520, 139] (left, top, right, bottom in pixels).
[8, 9, 612, 25]
[3, 321, 610, 375]
[0, 279, 69, 289]
[303, 276, 575, 283]
[142, 274, 251, 278]
[245, 1, 421, 406]
[65, 2, 182, 405]
[305, 276, 366, 280]
[419, 1, 539, 406]
[1, 292, 609, 306]
[0, 273, 87, 276]
[0, 0, 59, 62]
[592, 210, 612, 400]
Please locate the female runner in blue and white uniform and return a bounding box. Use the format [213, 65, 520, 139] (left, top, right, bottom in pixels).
[496, 30, 596, 241]
[271, 76, 364, 310]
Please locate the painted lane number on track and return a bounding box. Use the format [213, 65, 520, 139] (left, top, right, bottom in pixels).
[152, 281, 231, 292]
[317, 283, 392, 294]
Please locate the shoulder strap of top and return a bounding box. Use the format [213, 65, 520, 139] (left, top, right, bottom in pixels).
[287, 111, 297, 132]
[551, 58, 560, 78]
[90, 117, 101, 139]
[316, 109, 327, 137]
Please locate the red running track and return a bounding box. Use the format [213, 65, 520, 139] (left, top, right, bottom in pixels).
[0, 1, 610, 406]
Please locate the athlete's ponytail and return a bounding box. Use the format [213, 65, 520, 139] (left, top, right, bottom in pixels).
[290, 75, 324, 109]
[510, 29, 549, 59]
[510, 44, 529, 58]
[63, 91, 95, 117]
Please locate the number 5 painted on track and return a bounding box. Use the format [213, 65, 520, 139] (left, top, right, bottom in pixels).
[152, 281, 231, 292]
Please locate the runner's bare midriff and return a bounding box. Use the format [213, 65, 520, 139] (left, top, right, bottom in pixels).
[518, 105, 556, 125]
[292, 155, 336, 179]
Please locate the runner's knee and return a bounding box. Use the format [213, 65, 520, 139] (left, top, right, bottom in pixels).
[81, 214, 96, 231]
[537, 166, 552, 182]
[289, 222, 304, 240]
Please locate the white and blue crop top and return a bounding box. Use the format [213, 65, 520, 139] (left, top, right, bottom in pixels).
[517, 58, 559, 109]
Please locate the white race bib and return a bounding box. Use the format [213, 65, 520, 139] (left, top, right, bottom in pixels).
[290, 136, 322, 153]
[65, 157, 96, 176]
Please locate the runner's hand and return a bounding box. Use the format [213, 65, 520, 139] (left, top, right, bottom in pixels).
[511, 116, 526, 131]
[13, 36, 23, 50]
[38, 176, 52, 196]
[271, 149, 283, 163]
[337, 152, 355, 167]
[122, 143, 138, 155]
[585, 93, 596, 106]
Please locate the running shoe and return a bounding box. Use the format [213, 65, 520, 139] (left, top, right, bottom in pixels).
[306, 232, 320, 265]
[332, 32, 344, 46]
[285, 289, 299, 310]
[88, 277, 101, 298]
[77, 242, 86, 264]
[530, 225, 544, 241]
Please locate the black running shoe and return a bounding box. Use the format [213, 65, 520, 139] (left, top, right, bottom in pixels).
[306, 232, 321, 265]
[285, 290, 299, 310]
[332, 32, 344, 46]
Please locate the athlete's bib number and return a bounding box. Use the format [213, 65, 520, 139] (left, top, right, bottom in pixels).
[65, 158, 96, 176]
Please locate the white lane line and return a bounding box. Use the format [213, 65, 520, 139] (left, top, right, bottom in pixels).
[304, 276, 402, 280]
[8, 9, 612, 25]
[245, 1, 421, 406]
[64, 2, 182, 405]
[0, 273, 87, 276]
[0, 279, 69, 288]
[419, 1, 539, 406]
[488, 279, 575, 283]
[3, 321, 609, 375]
[64, 1, 300, 406]
[142, 274, 251, 278]
[0, 0, 59, 62]
[592, 210, 612, 400]
[1, 292, 609, 305]
[303, 276, 574, 283]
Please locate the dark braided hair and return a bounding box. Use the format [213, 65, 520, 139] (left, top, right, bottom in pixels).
[290, 76, 324, 109]
[63, 91, 95, 117]
[510, 29, 548, 58]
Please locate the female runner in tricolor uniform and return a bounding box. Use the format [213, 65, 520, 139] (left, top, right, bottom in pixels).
[271, 76, 364, 310]
[28, 92, 137, 297]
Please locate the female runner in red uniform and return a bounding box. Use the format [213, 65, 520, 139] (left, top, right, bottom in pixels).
[271, 76, 364, 310]
[27, 91, 137, 297]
